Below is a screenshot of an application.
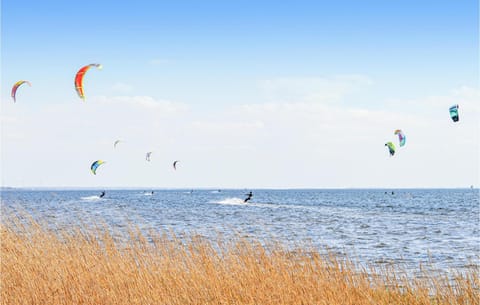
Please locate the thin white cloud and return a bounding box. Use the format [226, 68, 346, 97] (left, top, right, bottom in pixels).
[259, 75, 373, 103]
[385, 86, 480, 116]
[110, 82, 134, 93]
[93, 95, 189, 114]
[190, 120, 264, 136]
[0, 115, 22, 124]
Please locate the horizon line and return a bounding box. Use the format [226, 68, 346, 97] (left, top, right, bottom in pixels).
[1, 186, 477, 191]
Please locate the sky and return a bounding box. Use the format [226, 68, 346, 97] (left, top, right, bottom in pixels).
[1, 0, 479, 188]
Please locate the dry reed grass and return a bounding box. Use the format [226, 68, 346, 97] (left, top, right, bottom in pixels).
[1, 215, 478, 305]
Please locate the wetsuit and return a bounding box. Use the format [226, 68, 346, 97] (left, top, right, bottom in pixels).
[244, 192, 253, 203]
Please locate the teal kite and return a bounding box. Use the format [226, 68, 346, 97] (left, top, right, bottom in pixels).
[449, 104, 459, 122]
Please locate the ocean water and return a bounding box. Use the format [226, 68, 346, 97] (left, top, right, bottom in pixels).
[1, 188, 479, 273]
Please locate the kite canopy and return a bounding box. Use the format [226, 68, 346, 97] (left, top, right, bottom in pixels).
[394, 129, 406, 147]
[385, 142, 396, 156]
[75, 64, 102, 100]
[90, 160, 105, 175]
[11, 80, 32, 102]
[114, 140, 122, 148]
[173, 160, 179, 170]
[146, 152, 152, 162]
[449, 104, 459, 122]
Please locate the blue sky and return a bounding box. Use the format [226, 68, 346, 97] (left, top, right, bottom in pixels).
[3, 0, 477, 104]
[1, 1, 479, 188]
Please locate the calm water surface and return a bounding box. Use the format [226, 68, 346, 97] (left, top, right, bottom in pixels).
[2, 188, 479, 273]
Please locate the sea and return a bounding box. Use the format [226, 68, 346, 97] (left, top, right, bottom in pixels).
[1, 188, 479, 274]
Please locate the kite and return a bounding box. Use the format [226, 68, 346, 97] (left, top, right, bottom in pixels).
[146, 152, 152, 162]
[11, 80, 32, 102]
[394, 129, 406, 147]
[114, 140, 122, 148]
[449, 104, 459, 122]
[385, 142, 395, 157]
[173, 160, 179, 170]
[75, 64, 102, 100]
[90, 160, 105, 175]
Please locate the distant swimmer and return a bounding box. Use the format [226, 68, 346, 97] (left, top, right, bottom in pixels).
[244, 191, 253, 203]
[99, 191, 105, 198]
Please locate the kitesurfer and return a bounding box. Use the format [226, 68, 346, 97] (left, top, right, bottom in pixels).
[99, 191, 105, 198]
[244, 191, 253, 203]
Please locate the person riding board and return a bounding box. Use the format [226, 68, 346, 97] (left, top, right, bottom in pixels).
[244, 191, 253, 203]
[99, 191, 105, 198]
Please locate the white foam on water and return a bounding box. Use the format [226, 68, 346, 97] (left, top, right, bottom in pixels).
[81, 195, 101, 201]
[211, 197, 248, 205]
[211, 199, 318, 210]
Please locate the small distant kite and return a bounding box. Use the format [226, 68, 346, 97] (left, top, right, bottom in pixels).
[394, 129, 406, 147]
[11, 80, 32, 102]
[91, 160, 105, 175]
[75, 64, 102, 101]
[173, 160, 179, 170]
[449, 104, 459, 122]
[385, 142, 395, 157]
[146, 152, 152, 162]
[114, 140, 122, 148]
